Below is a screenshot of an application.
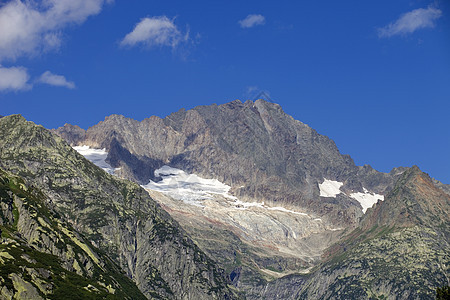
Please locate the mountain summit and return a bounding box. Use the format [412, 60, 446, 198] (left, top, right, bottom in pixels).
[54, 99, 400, 226]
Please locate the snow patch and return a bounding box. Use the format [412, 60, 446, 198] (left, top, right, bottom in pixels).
[142, 166, 234, 207]
[350, 189, 384, 213]
[266, 206, 308, 216]
[319, 178, 383, 213]
[73, 145, 120, 175]
[319, 179, 343, 197]
[143, 166, 310, 217]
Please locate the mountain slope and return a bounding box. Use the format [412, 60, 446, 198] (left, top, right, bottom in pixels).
[0, 168, 146, 299]
[255, 166, 450, 299]
[0, 115, 236, 299]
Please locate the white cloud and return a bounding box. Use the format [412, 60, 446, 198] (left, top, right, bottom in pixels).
[239, 14, 266, 28]
[0, 0, 111, 61]
[120, 16, 189, 48]
[0, 65, 31, 91]
[37, 71, 75, 89]
[378, 6, 442, 38]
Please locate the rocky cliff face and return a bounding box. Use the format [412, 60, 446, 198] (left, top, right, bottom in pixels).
[0, 115, 237, 299]
[53, 100, 403, 227]
[253, 166, 450, 299]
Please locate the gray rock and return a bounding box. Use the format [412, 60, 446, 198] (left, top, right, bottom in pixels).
[54, 100, 402, 227]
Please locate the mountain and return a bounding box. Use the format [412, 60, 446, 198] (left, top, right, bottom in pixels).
[254, 166, 450, 299]
[3, 98, 448, 299]
[53, 99, 402, 226]
[53, 99, 409, 292]
[0, 115, 237, 299]
[52, 99, 450, 298]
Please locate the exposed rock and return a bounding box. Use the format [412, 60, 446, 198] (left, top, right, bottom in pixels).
[53, 99, 411, 295]
[10, 273, 44, 300]
[0, 168, 146, 299]
[432, 178, 450, 196]
[4, 99, 447, 300]
[51, 123, 86, 145]
[145, 176, 344, 296]
[54, 100, 402, 227]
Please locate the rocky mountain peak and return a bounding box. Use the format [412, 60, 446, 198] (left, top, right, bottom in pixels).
[51, 100, 404, 226]
[1, 100, 448, 299]
[52, 123, 86, 145]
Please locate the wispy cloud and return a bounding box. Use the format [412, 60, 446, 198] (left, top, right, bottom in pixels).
[0, 65, 31, 92]
[120, 16, 189, 49]
[244, 86, 259, 98]
[37, 71, 75, 89]
[378, 6, 442, 38]
[239, 14, 266, 28]
[0, 0, 111, 62]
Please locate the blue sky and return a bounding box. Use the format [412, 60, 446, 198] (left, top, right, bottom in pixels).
[0, 0, 449, 183]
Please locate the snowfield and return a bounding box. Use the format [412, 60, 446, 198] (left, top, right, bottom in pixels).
[319, 179, 343, 197]
[73, 145, 120, 175]
[143, 166, 312, 216]
[350, 188, 384, 213]
[71, 146, 384, 216]
[142, 166, 234, 207]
